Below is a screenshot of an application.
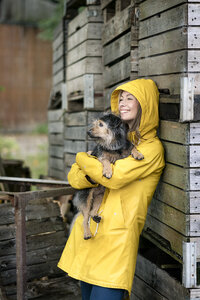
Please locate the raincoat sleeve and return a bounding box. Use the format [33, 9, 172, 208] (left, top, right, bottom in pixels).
[67, 162, 99, 189]
[75, 141, 165, 190]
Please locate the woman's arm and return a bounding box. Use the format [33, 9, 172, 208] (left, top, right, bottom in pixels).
[67, 162, 98, 189]
[76, 140, 165, 190]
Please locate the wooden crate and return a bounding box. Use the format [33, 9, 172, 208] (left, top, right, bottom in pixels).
[48, 109, 65, 180]
[0, 200, 66, 299]
[66, 5, 104, 111]
[138, 0, 200, 122]
[101, 0, 139, 108]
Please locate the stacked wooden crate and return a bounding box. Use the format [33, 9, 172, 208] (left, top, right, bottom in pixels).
[64, 5, 104, 175]
[101, 0, 139, 108]
[131, 0, 200, 298]
[0, 200, 67, 299]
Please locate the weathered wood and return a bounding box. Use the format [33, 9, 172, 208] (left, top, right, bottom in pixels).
[53, 43, 64, 63]
[49, 133, 64, 146]
[67, 23, 102, 51]
[159, 120, 189, 144]
[139, 0, 187, 21]
[103, 31, 131, 66]
[48, 122, 64, 134]
[102, 5, 134, 45]
[67, 57, 102, 81]
[139, 28, 187, 58]
[68, 6, 103, 37]
[49, 146, 64, 158]
[104, 56, 131, 88]
[53, 32, 64, 51]
[101, 0, 114, 10]
[190, 123, 200, 144]
[64, 126, 87, 140]
[53, 57, 64, 75]
[53, 69, 64, 86]
[49, 157, 64, 171]
[67, 40, 102, 66]
[139, 4, 187, 39]
[49, 168, 65, 180]
[162, 163, 189, 190]
[88, 111, 102, 124]
[133, 254, 190, 299]
[48, 110, 64, 122]
[67, 74, 103, 95]
[188, 4, 200, 25]
[64, 153, 76, 166]
[64, 140, 87, 153]
[162, 141, 188, 167]
[64, 111, 87, 126]
[139, 50, 187, 76]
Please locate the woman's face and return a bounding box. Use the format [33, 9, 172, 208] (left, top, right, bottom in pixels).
[118, 91, 139, 123]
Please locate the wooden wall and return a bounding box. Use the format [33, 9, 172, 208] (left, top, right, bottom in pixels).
[0, 24, 52, 132]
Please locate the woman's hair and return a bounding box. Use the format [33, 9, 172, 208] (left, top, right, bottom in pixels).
[118, 90, 142, 145]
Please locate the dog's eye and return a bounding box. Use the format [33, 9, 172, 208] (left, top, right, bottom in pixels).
[99, 122, 103, 127]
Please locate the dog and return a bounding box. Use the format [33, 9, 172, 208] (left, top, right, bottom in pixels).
[73, 113, 144, 240]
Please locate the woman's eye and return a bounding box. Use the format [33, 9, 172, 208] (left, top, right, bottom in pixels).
[128, 98, 133, 100]
[119, 98, 123, 102]
[99, 122, 103, 127]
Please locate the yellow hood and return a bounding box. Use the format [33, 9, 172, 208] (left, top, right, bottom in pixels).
[111, 78, 159, 140]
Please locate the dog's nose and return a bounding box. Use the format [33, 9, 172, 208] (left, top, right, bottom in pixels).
[87, 129, 93, 137]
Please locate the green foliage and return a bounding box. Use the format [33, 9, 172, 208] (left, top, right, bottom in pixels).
[0, 136, 20, 159]
[0, 86, 5, 92]
[31, 123, 48, 135]
[38, 0, 66, 41]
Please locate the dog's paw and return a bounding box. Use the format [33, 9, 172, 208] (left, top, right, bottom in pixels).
[132, 152, 144, 160]
[84, 235, 92, 240]
[93, 215, 101, 223]
[103, 171, 112, 179]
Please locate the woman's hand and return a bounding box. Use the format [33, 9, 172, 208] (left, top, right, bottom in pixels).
[87, 150, 92, 155]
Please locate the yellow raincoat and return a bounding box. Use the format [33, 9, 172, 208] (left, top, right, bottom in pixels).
[58, 79, 165, 297]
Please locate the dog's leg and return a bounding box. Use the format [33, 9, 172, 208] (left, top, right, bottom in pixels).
[131, 146, 144, 160]
[90, 195, 102, 223]
[82, 189, 94, 240]
[99, 158, 112, 179]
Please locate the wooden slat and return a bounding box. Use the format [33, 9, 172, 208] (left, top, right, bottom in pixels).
[159, 121, 189, 144]
[162, 163, 189, 190]
[67, 74, 103, 95]
[101, 0, 114, 10]
[104, 56, 131, 88]
[188, 4, 200, 25]
[53, 69, 64, 86]
[67, 57, 102, 81]
[190, 123, 200, 144]
[67, 40, 102, 66]
[48, 122, 64, 134]
[139, 4, 187, 39]
[64, 126, 87, 140]
[64, 140, 87, 153]
[139, 50, 187, 76]
[48, 109, 64, 122]
[139, 28, 187, 58]
[49, 133, 64, 146]
[53, 43, 64, 63]
[103, 31, 131, 66]
[162, 141, 188, 167]
[53, 57, 64, 75]
[64, 153, 76, 166]
[49, 168, 65, 180]
[53, 32, 64, 51]
[68, 6, 103, 37]
[139, 0, 186, 21]
[64, 111, 87, 126]
[49, 157, 64, 171]
[102, 5, 134, 45]
[188, 26, 200, 49]
[49, 145, 64, 158]
[67, 23, 102, 51]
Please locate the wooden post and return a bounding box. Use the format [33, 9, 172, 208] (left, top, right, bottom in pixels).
[180, 77, 194, 122]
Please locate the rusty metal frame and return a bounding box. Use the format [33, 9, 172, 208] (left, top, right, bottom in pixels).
[0, 176, 75, 300]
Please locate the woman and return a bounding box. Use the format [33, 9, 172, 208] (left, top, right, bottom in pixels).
[58, 79, 165, 299]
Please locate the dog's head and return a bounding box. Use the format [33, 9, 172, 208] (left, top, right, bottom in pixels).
[87, 113, 129, 150]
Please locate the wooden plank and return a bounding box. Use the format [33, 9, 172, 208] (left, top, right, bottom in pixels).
[190, 123, 200, 144]
[53, 43, 64, 63]
[139, 0, 186, 21]
[190, 146, 200, 167]
[64, 111, 87, 126]
[104, 56, 131, 88]
[48, 122, 64, 134]
[188, 50, 200, 72]
[139, 28, 187, 58]
[53, 69, 64, 86]
[48, 109, 64, 122]
[49, 157, 64, 171]
[53, 32, 64, 51]
[188, 27, 200, 48]
[101, 0, 114, 10]
[103, 31, 131, 66]
[139, 4, 187, 39]
[68, 6, 103, 37]
[49, 145, 64, 158]
[67, 40, 102, 66]
[149, 73, 200, 96]
[67, 57, 102, 81]
[139, 50, 187, 76]
[64, 140, 87, 153]
[162, 163, 189, 190]
[53, 57, 64, 75]
[64, 153, 76, 166]
[49, 133, 64, 146]
[48, 168, 65, 180]
[102, 5, 134, 45]
[162, 141, 188, 167]
[64, 126, 87, 140]
[67, 23, 102, 51]
[188, 4, 200, 25]
[67, 74, 103, 95]
[133, 254, 190, 299]
[160, 120, 188, 146]
[88, 111, 102, 123]
[190, 169, 200, 190]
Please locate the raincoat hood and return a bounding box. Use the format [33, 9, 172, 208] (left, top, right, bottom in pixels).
[111, 79, 159, 140]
